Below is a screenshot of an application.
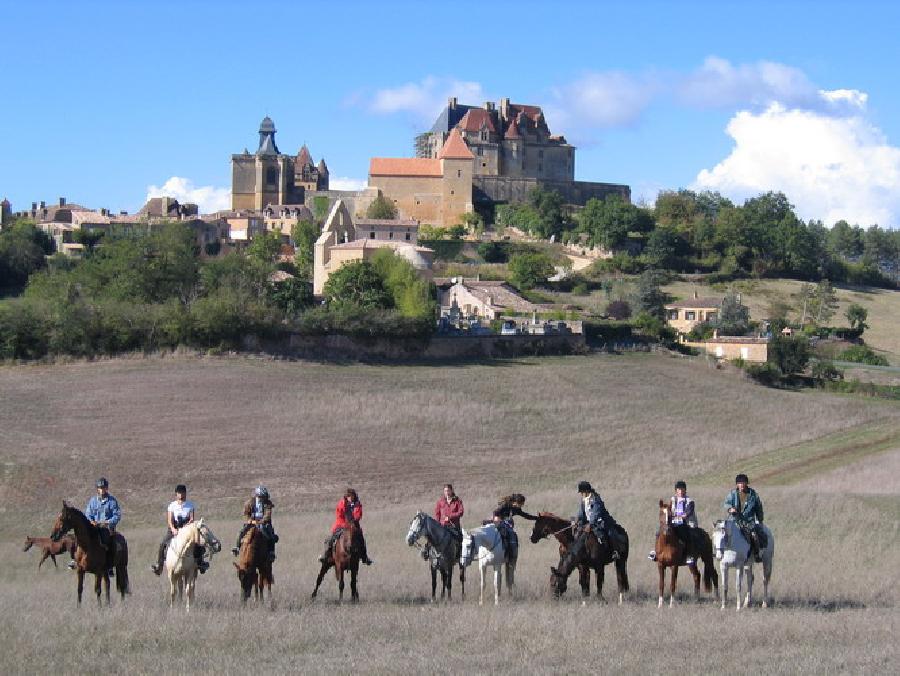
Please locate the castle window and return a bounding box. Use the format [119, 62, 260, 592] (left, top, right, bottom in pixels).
[539, 163, 543, 173]
[457, 170, 461, 178]
[450, 190, 455, 195]
[482, 162, 487, 168]
[370, 232, 375, 239]
[266, 167, 278, 187]
[405, 233, 410, 241]
[539, 150, 544, 159]
[389, 232, 394, 239]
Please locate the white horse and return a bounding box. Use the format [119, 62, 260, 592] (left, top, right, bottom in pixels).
[165, 519, 221, 611]
[712, 519, 774, 611]
[460, 525, 508, 606]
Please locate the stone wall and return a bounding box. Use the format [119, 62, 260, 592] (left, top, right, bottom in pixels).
[472, 176, 630, 207]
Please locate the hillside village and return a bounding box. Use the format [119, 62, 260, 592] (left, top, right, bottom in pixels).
[2, 99, 900, 389]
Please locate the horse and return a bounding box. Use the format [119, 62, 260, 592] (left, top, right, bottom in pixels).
[50, 501, 129, 607]
[165, 519, 221, 611]
[713, 519, 775, 610]
[406, 511, 465, 602]
[459, 524, 508, 606]
[234, 525, 273, 605]
[23, 534, 77, 569]
[654, 499, 718, 608]
[312, 519, 364, 602]
[538, 516, 630, 605]
[531, 512, 593, 599]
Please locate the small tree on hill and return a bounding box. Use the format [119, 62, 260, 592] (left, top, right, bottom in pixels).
[247, 231, 282, 263]
[605, 299, 632, 320]
[633, 269, 667, 318]
[322, 260, 392, 310]
[769, 335, 810, 375]
[845, 303, 868, 333]
[292, 219, 319, 280]
[717, 291, 750, 335]
[508, 251, 555, 290]
[366, 194, 398, 220]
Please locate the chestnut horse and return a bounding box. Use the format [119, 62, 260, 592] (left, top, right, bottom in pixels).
[312, 519, 363, 602]
[50, 502, 129, 606]
[655, 499, 717, 608]
[234, 525, 273, 605]
[536, 513, 630, 604]
[23, 534, 76, 569]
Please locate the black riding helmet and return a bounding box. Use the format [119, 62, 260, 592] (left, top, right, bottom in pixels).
[175, 484, 187, 494]
[96, 477, 109, 488]
[675, 480, 687, 491]
[577, 481, 593, 493]
[735, 473, 749, 484]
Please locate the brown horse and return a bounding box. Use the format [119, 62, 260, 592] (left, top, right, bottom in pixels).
[532, 513, 630, 604]
[655, 499, 718, 608]
[311, 520, 363, 602]
[23, 534, 77, 569]
[50, 502, 129, 606]
[234, 526, 273, 605]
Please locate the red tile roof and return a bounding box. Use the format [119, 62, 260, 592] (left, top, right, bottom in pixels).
[458, 108, 496, 133]
[437, 128, 474, 160]
[297, 144, 313, 167]
[505, 118, 521, 139]
[508, 103, 543, 123]
[369, 158, 442, 177]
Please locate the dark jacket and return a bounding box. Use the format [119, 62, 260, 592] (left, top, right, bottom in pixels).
[243, 497, 274, 524]
[493, 503, 533, 521]
[577, 492, 611, 530]
[724, 488, 763, 523]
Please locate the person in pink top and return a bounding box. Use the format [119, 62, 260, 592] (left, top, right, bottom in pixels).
[434, 483, 464, 533]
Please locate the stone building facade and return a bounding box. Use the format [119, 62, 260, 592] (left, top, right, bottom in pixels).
[368, 128, 474, 227]
[231, 117, 329, 211]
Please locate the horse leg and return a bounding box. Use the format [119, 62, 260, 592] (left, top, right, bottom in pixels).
[187, 576, 195, 613]
[311, 560, 331, 599]
[720, 563, 729, 610]
[596, 564, 606, 604]
[735, 566, 743, 611]
[744, 565, 753, 609]
[431, 566, 438, 603]
[478, 565, 486, 606]
[657, 564, 665, 608]
[445, 565, 452, 601]
[337, 565, 345, 603]
[39, 551, 50, 569]
[506, 561, 515, 593]
[95, 573, 103, 607]
[494, 564, 502, 606]
[762, 557, 771, 609]
[577, 564, 590, 599]
[669, 565, 678, 608]
[459, 564, 466, 600]
[350, 564, 359, 603]
[690, 562, 701, 600]
[76, 568, 85, 607]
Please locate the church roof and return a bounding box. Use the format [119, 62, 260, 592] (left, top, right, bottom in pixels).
[458, 108, 496, 133]
[297, 144, 313, 167]
[437, 128, 474, 160]
[369, 157, 442, 177]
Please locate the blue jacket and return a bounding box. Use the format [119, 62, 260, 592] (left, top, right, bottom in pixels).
[723, 488, 763, 524]
[576, 492, 611, 530]
[85, 494, 121, 527]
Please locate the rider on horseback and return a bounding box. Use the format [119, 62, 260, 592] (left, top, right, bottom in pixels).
[435, 484, 464, 534]
[649, 480, 697, 564]
[231, 486, 278, 561]
[574, 481, 620, 560]
[724, 474, 766, 563]
[319, 488, 373, 566]
[70, 477, 120, 574]
[151, 484, 207, 576]
[491, 493, 534, 562]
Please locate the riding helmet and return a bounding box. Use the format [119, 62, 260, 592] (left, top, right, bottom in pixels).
[674, 480, 687, 490]
[96, 477, 109, 488]
[735, 473, 749, 484]
[254, 485, 269, 498]
[175, 484, 187, 494]
[577, 481, 593, 493]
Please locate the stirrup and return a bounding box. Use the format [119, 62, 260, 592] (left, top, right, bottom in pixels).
[151, 564, 162, 576]
[685, 557, 695, 566]
[231, 547, 239, 556]
[647, 551, 656, 561]
[67, 560, 77, 570]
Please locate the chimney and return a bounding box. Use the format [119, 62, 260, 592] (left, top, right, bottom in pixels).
[487, 295, 494, 306]
[500, 97, 510, 120]
[448, 96, 457, 110]
[31, 202, 37, 211]
[39, 201, 46, 209]
[101, 208, 108, 216]
[59, 197, 66, 207]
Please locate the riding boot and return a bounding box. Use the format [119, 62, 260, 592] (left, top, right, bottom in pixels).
[232, 524, 250, 556]
[319, 533, 337, 563]
[195, 545, 208, 573]
[750, 532, 763, 563]
[151, 540, 168, 575]
[361, 537, 373, 565]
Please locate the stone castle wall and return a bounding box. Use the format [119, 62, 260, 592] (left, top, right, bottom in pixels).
[472, 176, 630, 207]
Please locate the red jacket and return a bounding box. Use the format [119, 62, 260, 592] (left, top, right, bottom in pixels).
[331, 498, 363, 533]
[435, 496, 464, 528]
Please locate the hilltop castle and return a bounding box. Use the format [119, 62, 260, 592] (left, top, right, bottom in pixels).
[231, 117, 329, 211]
[370, 97, 630, 226]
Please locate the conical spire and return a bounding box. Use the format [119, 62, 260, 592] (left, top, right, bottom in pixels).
[257, 116, 280, 155]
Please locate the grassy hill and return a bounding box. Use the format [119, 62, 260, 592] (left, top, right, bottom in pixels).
[1, 354, 897, 672]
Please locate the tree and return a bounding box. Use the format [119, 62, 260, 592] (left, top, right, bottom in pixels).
[292, 219, 319, 280]
[267, 276, 312, 316]
[508, 251, 555, 290]
[527, 187, 567, 239]
[366, 194, 398, 220]
[370, 248, 436, 319]
[717, 291, 750, 335]
[812, 279, 839, 325]
[322, 260, 392, 310]
[633, 269, 667, 318]
[477, 241, 508, 263]
[72, 228, 105, 256]
[769, 335, 810, 375]
[605, 299, 632, 320]
[845, 303, 868, 333]
[827, 220, 864, 258]
[643, 227, 684, 268]
[578, 195, 652, 250]
[0, 221, 54, 288]
[247, 231, 282, 264]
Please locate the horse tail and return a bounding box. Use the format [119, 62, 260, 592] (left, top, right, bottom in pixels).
[116, 538, 130, 596]
[698, 531, 717, 593]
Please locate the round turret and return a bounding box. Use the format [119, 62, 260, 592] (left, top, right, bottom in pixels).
[259, 116, 276, 133]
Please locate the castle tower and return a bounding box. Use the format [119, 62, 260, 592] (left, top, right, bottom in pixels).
[0, 198, 11, 227]
[232, 117, 294, 211]
[437, 128, 474, 225]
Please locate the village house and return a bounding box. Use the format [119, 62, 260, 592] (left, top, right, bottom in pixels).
[665, 292, 723, 334]
[436, 278, 538, 320]
[679, 331, 769, 363]
[313, 200, 434, 295]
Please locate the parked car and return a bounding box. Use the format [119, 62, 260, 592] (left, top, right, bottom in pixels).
[500, 320, 518, 335]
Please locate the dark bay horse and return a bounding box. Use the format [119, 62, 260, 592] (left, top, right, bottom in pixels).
[50, 502, 129, 606]
[406, 511, 465, 602]
[23, 534, 76, 569]
[655, 499, 718, 608]
[234, 525, 273, 605]
[535, 513, 630, 604]
[312, 519, 363, 602]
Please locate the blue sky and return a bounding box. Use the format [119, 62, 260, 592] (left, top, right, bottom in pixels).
[2, 0, 899, 226]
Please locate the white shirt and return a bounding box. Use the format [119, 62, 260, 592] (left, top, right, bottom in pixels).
[167, 499, 195, 527]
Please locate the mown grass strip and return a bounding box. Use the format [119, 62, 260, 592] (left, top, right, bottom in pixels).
[692, 419, 900, 486]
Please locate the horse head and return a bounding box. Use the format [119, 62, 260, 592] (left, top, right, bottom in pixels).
[406, 511, 425, 547]
[198, 520, 222, 553]
[658, 500, 672, 533]
[50, 501, 74, 542]
[549, 566, 567, 597]
[530, 513, 552, 543]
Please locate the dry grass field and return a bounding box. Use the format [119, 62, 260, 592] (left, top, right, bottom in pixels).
[1, 354, 898, 673]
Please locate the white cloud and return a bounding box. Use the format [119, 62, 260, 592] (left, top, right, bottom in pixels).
[546, 71, 659, 141]
[693, 104, 900, 226]
[146, 177, 230, 214]
[369, 76, 485, 124]
[328, 176, 368, 191]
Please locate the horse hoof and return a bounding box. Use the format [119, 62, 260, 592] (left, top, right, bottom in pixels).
[581, 600, 587, 607]
[761, 601, 768, 609]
